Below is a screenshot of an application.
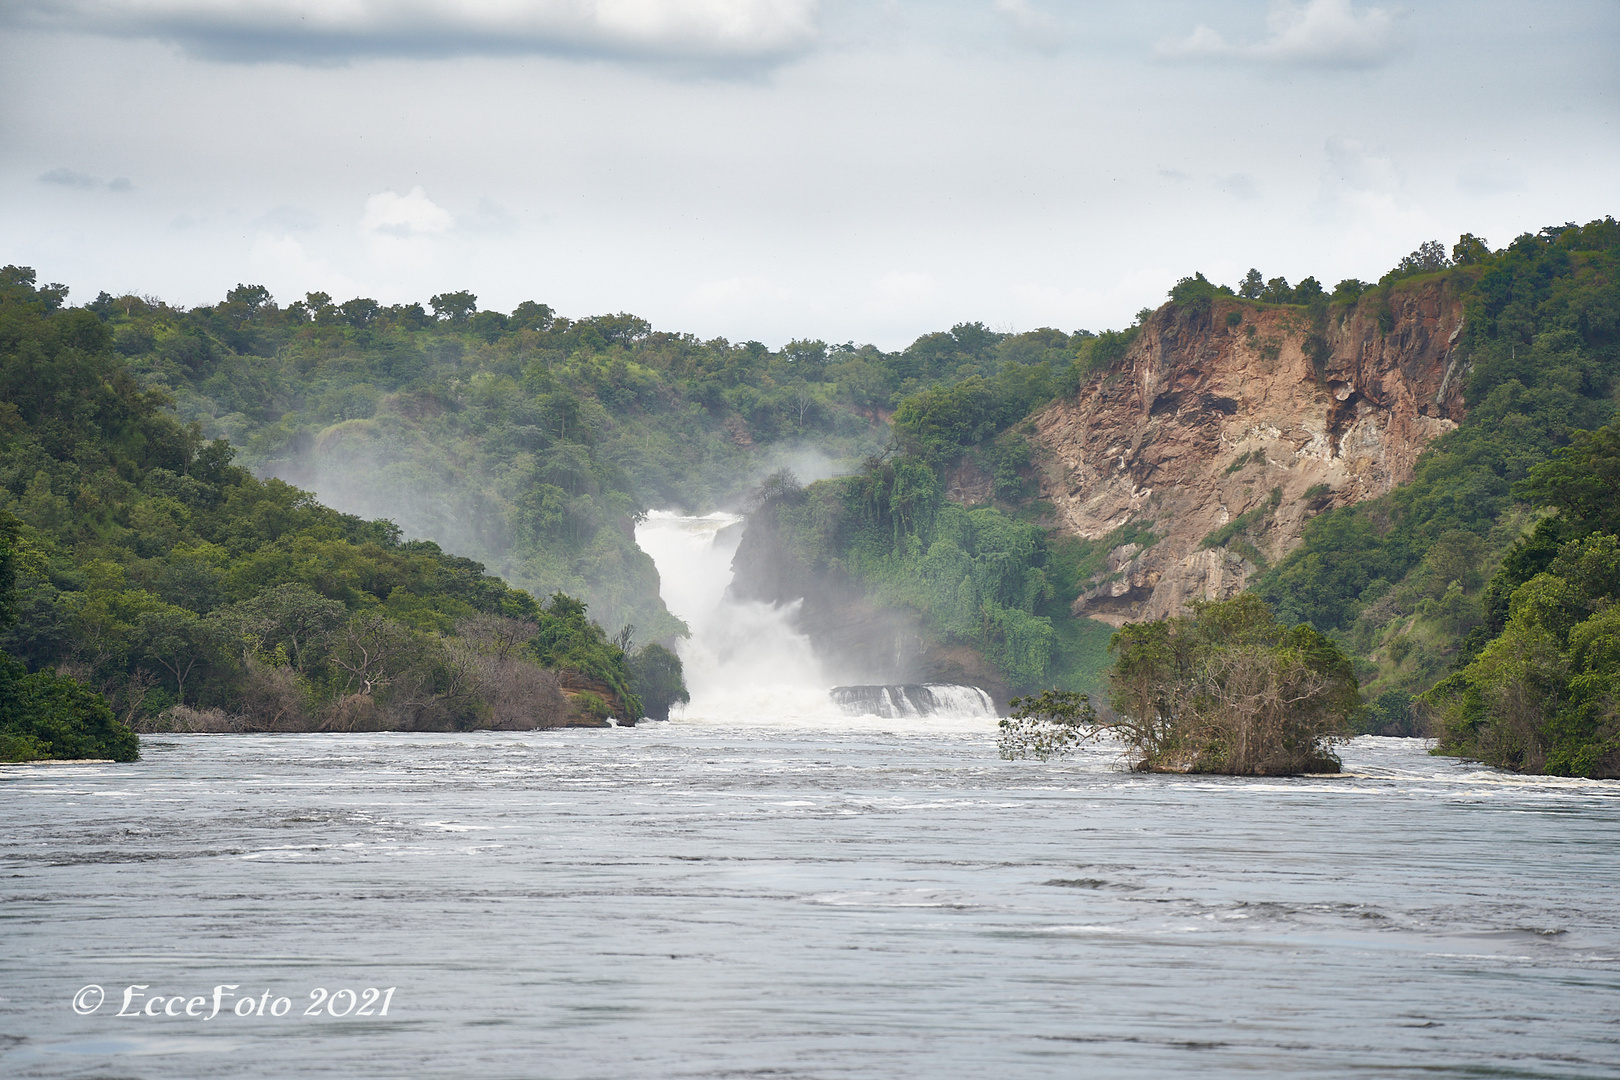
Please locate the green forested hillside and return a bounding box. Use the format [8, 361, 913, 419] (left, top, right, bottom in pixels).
[0, 267, 666, 758]
[1425, 422, 1620, 774]
[1247, 218, 1620, 752]
[97, 287, 1088, 643]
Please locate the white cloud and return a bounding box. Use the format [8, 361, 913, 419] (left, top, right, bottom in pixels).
[256, 204, 321, 233]
[39, 166, 99, 188]
[1156, 0, 1398, 69]
[1217, 173, 1261, 201]
[360, 185, 453, 268]
[12, 0, 820, 65]
[1312, 137, 1436, 270]
[1322, 136, 1399, 195]
[1456, 162, 1527, 196]
[1159, 168, 1261, 201]
[361, 186, 453, 238]
[1008, 267, 1176, 333]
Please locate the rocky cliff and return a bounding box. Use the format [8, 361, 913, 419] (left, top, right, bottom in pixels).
[1034, 283, 1468, 625]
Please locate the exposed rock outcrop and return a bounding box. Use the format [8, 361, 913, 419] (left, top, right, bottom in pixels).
[1035, 284, 1468, 625]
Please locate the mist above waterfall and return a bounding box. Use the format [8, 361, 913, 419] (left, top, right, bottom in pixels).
[635, 511, 999, 728]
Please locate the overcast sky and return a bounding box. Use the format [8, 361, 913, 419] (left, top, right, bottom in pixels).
[2, 1, 1615, 348]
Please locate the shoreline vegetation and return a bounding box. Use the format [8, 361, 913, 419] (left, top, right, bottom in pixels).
[4, 215, 1618, 777]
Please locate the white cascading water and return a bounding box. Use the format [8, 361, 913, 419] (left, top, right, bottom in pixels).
[827, 684, 996, 719]
[635, 511, 999, 728]
[635, 511, 838, 722]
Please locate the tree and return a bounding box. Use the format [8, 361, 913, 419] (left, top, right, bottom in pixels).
[340, 297, 380, 328]
[1392, 240, 1450, 278]
[447, 614, 565, 730]
[382, 302, 431, 330]
[790, 382, 817, 426]
[783, 338, 828, 365]
[226, 284, 271, 312]
[1452, 233, 1490, 266]
[1, 266, 67, 310]
[997, 689, 1096, 760]
[1237, 269, 1264, 299]
[1169, 272, 1225, 308]
[330, 612, 413, 697]
[1515, 421, 1620, 538]
[222, 584, 346, 671]
[0, 509, 20, 629]
[136, 607, 217, 704]
[1260, 277, 1292, 304]
[998, 598, 1354, 774]
[431, 291, 478, 323]
[1114, 597, 1353, 773]
[0, 656, 138, 762]
[1331, 279, 1368, 303]
[511, 301, 554, 331]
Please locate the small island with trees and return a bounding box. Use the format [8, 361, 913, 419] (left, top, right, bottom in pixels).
[998, 594, 1357, 774]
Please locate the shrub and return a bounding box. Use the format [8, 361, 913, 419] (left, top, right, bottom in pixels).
[574, 690, 612, 721]
[0, 658, 139, 761]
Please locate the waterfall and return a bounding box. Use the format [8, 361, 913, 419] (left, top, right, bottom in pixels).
[635, 511, 999, 725]
[828, 684, 997, 719]
[635, 511, 837, 721]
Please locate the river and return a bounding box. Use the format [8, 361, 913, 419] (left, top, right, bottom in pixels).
[5, 511, 1619, 1077]
[4, 728, 1619, 1078]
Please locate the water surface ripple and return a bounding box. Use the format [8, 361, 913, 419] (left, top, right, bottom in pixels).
[3, 730, 1618, 1078]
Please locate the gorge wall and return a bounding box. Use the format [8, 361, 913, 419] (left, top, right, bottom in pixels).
[723, 280, 1469, 700]
[1035, 282, 1469, 625]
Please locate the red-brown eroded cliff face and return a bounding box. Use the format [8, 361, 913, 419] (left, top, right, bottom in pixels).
[1033, 283, 1468, 626]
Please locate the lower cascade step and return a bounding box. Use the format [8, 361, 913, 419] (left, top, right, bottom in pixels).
[828, 684, 996, 719]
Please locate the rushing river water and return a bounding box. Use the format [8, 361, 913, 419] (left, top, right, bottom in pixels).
[4, 728, 1619, 1079]
[7, 514, 1619, 1076]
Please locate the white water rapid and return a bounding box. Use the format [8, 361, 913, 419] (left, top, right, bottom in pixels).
[827, 683, 996, 719]
[634, 511, 998, 728]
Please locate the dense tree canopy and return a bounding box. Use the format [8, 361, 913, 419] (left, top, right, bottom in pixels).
[0, 267, 672, 756]
[1426, 415, 1620, 776]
